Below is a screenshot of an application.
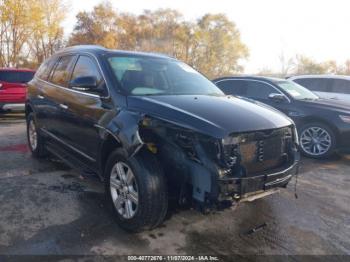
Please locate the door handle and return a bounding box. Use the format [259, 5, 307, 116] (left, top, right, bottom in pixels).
[59, 103, 68, 110]
[37, 94, 44, 99]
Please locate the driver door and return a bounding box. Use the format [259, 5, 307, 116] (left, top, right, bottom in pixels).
[59, 55, 110, 165]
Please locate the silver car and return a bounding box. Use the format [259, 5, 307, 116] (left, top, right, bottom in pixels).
[289, 75, 350, 103]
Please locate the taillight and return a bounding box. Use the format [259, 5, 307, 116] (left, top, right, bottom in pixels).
[0, 83, 2, 89]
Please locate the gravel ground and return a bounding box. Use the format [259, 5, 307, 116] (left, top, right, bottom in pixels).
[0, 112, 349, 260]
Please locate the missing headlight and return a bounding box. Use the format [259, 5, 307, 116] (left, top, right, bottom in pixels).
[176, 132, 199, 162]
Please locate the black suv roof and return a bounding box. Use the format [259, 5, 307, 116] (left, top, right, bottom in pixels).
[55, 45, 172, 59]
[213, 76, 285, 85]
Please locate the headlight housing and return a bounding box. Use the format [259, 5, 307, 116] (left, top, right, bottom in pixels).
[220, 136, 240, 167]
[222, 136, 240, 146]
[339, 115, 350, 124]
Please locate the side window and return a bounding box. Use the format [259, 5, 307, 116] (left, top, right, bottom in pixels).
[71, 56, 102, 83]
[216, 80, 247, 96]
[36, 58, 57, 81]
[71, 55, 107, 95]
[50, 55, 76, 87]
[245, 81, 277, 99]
[331, 79, 350, 94]
[294, 78, 330, 92]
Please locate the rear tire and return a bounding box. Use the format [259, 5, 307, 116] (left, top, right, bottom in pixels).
[26, 113, 47, 158]
[104, 148, 168, 232]
[299, 122, 336, 159]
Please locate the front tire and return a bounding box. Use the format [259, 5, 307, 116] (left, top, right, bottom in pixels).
[299, 122, 336, 159]
[104, 148, 168, 232]
[26, 113, 47, 158]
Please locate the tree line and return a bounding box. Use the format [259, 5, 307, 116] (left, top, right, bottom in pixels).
[1, 0, 349, 78]
[259, 54, 350, 77]
[0, 0, 248, 78]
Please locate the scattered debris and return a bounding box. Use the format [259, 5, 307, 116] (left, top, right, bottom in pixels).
[243, 223, 268, 236]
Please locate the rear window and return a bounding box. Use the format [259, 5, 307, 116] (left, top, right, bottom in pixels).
[49, 55, 76, 87]
[294, 78, 331, 92]
[0, 71, 35, 83]
[216, 80, 247, 96]
[36, 57, 57, 81]
[332, 79, 350, 94]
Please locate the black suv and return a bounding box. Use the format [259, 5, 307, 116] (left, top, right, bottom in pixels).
[26, 46, 299, 231]
[213, 76, 350, 158]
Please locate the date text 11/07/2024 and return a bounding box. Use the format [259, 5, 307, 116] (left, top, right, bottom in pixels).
[127, 255, 220, 261]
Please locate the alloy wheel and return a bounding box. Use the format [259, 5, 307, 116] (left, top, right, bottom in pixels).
[300, 126, 331, 156]
[28, 119, 38, 150]
[110, 162, 139, 219]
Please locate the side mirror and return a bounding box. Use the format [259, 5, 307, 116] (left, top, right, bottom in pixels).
[69, 76, 98, 92]
[268, 93, 288, 103]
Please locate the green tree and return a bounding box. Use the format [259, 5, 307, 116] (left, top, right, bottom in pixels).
[190, 14, 248, 78]
[135, 9, 185, 55]
[29, 0, 67, 65]
[293, 55, 327, 74]
[0, 0, 66, 68]
[68, 2, 119, 48]
[68, 4, 249, 78]
[0, 0, 34, 67]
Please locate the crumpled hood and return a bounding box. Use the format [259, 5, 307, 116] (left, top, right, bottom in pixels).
[127, 95, 293, 138]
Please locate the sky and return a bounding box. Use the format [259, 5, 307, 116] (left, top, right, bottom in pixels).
[63, 0, 350, 73]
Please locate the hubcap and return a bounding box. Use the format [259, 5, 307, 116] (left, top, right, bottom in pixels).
[300, 127, 331, 156]
[110, 162, 139, 219]
[28, 120, 38, 150]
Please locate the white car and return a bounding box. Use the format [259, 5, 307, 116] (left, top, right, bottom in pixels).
[289, 75, 350, 103]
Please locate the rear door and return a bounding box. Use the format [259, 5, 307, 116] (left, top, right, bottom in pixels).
[0, 70, 35, 104]
[41, 55, 78, 142]
[30, 57, 59, 129]
[329, 79, 350, 102]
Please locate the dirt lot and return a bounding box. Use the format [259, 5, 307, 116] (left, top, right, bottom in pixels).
[0, 112, 349, 259]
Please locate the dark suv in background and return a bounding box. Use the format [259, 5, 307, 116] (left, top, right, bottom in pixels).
[26, 46, 299, 231]
[214, 76, 350, 158]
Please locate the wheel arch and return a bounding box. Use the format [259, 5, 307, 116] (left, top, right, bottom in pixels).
[25, 103, 34, 119]
[99, 134, 123, 179]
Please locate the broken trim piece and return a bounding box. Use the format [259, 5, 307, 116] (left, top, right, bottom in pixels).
[239, 188, 280, 203]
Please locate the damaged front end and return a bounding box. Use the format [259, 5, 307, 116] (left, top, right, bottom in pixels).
[138, 115, 300, 211]
[217, 126, 299, 203]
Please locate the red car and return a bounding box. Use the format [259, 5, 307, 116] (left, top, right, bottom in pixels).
[0, 68, 35, 111]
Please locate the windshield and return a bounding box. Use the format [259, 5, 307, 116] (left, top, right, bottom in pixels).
[107, 56, 224, 96]
[276, 80, 319, 100]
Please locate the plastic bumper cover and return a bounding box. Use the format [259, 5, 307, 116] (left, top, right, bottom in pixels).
[218, 155, 300, 199]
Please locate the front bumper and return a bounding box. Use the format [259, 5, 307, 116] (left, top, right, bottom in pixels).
[218, 154, 300, 200]
[1, 103, 25, 110]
